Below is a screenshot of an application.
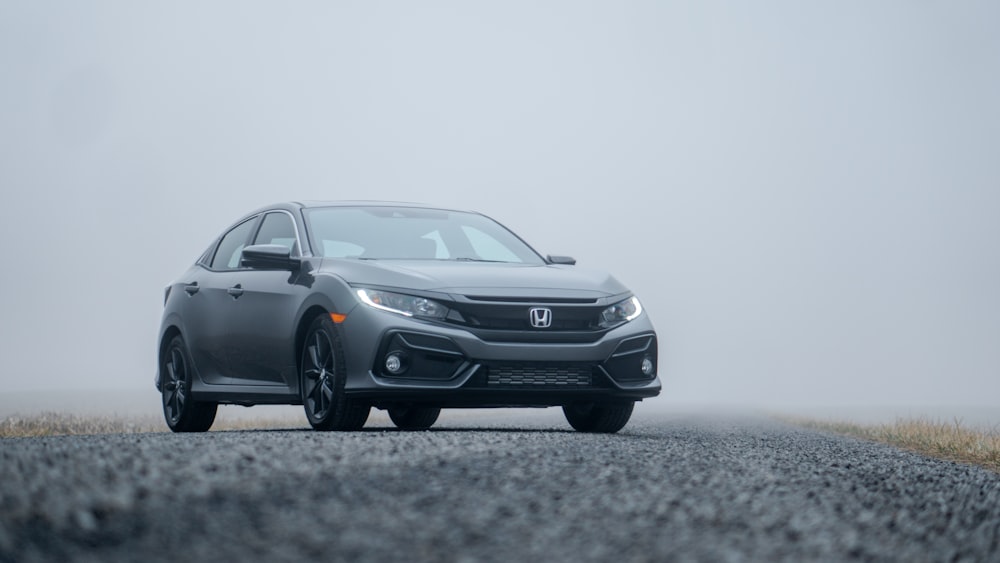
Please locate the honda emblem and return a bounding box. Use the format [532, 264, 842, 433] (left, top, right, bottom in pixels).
[529, 308, 553, 328]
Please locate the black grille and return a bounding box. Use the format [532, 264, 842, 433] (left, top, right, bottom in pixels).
[487, 364, 593, 387]
[451, 303, 602, 331]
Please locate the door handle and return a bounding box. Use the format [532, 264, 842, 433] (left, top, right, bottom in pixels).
[184, 282, 199, 295]
[227, 284, 244, 298]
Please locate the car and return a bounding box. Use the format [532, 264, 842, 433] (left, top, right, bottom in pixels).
[156, 202, 661, 433]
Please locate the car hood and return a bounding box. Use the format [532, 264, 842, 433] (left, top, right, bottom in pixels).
[318, 259, 629, 299]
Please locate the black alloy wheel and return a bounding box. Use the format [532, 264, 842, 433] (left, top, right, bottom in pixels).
[388, 406, 441, 430]
[161, 335, 218, 432]
[300, 315, 370, 431]
[562, 401, 634, 433]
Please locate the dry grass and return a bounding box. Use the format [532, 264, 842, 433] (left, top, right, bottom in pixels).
[0, 412, 165, 437]
[790, 417, 1000, 473]
[0, 412, 308, 438]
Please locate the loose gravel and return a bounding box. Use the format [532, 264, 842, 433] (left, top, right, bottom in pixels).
[1, 409, 998, 562]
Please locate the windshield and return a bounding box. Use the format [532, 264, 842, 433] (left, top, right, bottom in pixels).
[303, 206, 546, 264]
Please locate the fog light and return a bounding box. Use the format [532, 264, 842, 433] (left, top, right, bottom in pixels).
[641, 357, 654, 376]
[385, 353, 405, 375]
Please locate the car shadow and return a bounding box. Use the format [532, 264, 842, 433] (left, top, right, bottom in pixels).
[214, 426, 582, 434]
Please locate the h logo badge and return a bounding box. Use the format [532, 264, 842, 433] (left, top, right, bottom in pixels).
[529, 308, 553, 328]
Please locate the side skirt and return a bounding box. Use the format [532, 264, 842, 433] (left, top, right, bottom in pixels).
[190, 381, 300, 406]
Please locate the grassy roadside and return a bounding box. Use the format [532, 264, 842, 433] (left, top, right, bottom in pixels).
[0, 413, 163, 437]
[788, 417, 1000, 473]
[0, 412, 309, 438]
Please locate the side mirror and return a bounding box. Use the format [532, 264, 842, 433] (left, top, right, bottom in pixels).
[241, 244, 300, 270]
[546, 255, 577, 266]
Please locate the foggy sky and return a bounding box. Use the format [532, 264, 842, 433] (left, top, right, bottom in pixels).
[1, 1, 998, 407]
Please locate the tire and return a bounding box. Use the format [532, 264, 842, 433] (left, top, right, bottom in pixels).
[161, 335, 218, 432]
[562, 401, 634, 433]
[300, 315, 370, 431]
[388, 406, 441, 430]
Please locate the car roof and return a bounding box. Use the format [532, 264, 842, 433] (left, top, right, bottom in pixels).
[238, 201, 474, 215]
[241, 200, 481, 217]
[290, 200, 476, 212]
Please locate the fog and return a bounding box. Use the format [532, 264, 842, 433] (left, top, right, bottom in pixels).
[1, 2, 998, 411]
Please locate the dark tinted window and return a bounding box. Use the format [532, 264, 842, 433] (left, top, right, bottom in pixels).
[253, 212, 298, 255]
[303, 207, 544, 264]
[211, 218, 257, 270]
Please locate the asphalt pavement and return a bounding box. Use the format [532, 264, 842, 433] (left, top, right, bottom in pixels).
[1, 408, 998, 562]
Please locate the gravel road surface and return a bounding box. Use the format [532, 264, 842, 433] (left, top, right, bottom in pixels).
[2, 408, 998, 562]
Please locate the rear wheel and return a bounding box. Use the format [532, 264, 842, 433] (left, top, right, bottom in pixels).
[161, 335, 217, 432]
[388, 406, 441, 430]
[562, 401, 634, 433]
[300, 315, 370, 431]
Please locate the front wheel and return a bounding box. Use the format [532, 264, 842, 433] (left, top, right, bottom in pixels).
[161, 335, 218, 432]
[300, 315, 370, 431]
[562, 402, 634, 433]
[388, 406, 441, 430]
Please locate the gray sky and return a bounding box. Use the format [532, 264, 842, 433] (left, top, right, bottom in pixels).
[1, 1, 998, 407]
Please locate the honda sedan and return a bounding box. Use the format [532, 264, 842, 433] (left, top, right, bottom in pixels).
[156, 202, 661, 433]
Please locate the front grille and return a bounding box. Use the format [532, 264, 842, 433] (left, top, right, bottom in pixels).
[487, 364, 593, 387]
[450, 303, 602, 331]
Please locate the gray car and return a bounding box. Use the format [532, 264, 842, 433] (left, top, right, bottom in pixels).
[156, 202, 661, 433]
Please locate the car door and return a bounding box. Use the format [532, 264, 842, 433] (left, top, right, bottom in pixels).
[223, 211, 308, 387]
[180, 216, 260, 385]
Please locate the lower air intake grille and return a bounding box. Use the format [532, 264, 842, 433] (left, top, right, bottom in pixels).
[487, 364, 592, 387]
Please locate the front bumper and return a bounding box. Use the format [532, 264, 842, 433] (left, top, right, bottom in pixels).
[339, 306, 662, 408]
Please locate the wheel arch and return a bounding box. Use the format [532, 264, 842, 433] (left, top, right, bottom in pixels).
[291, 273, 357, 386]
[294, 305, 332, 377]
[156, 325, 183, 391]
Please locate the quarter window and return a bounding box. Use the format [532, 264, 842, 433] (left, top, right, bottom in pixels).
[211, 218, 257, 270]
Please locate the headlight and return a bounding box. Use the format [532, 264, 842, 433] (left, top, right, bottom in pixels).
[599, 296, 643, 328]
[356, 289, 449, 319]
